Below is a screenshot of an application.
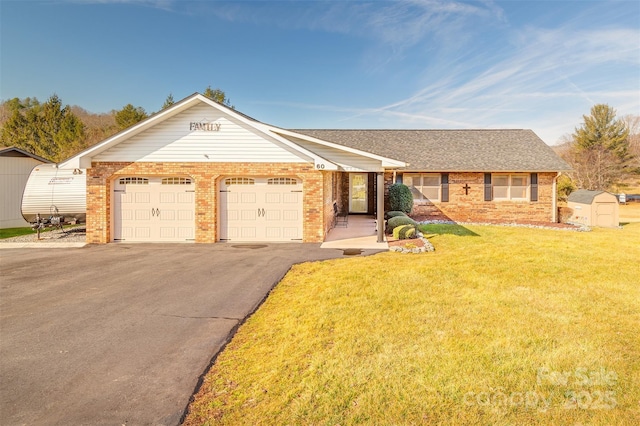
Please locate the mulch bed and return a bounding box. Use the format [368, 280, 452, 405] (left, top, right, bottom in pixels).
[387, 237, 425, 248]
[410, 216, 583, 230]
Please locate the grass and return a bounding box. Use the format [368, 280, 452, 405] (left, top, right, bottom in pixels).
[0, 226, 40, 239]
[0, 225, 80, 239]
[184, 224, 640, 425]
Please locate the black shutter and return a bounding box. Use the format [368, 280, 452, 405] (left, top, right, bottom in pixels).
[396, 173, 403, 184]
[530, 173, 538, 202]
[484, 173, 492, 201]
[441, 173, 449, 202]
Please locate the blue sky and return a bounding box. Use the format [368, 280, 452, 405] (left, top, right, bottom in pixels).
[1, 0, 639, 145]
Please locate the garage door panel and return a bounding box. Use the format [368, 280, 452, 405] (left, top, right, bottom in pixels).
[178, 210, 193, 221]
[283, 210, 298, 221]
[160, 227, 175, 238]
[177, 192, 193, 203]
[241, 210, 257, 221]
[136, 210, 151, 220]
[121, 209, 134, 221]
[227, 227, 239, 238]
[241, 193, 256, 203]
[220, 177, 302, 242]
[178, 227, 193, 239]
[283, 227, 299, 239]
[113, 177, 195, 242]
[160, 210, 175, 220]
[265, 227, 281, 239]
[135, 227, 151, 239]
[283, 193, 299, 204]
[265, 210, 281, 221]
[241, 228, 257, 238]
[135, 192, 151, 203]
[265, 193, 281, 203]
[160, 192, 175, 203]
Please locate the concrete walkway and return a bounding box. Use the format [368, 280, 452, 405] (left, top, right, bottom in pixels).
[321, 215, 389, 250]
[0, 242, 87, 249]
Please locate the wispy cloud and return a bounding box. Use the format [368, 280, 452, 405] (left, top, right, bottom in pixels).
[193, 0, 505, 49]
[67, 0, 640, 144]
[70, 0, 174, 10]
[340, 18, 640, 143]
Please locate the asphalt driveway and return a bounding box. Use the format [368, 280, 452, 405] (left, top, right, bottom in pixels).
[0, 243, 372, 425]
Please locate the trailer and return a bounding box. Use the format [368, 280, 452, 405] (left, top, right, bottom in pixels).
[21, 165, 86, 224]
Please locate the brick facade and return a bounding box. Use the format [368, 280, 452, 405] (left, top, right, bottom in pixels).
[384, 172, 558, 223]
[86, 162, 558, 244]
[86, 162, 327, 244]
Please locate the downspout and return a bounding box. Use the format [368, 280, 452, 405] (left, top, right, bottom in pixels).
[552, 172, 560, 223]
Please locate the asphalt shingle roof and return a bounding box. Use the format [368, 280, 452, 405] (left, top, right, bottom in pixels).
[567, 189, 614, 204]
[288, 129, 570, 172]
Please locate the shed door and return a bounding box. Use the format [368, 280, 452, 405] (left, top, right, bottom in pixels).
[596, 203, 615, 227]
[113, 177, 195, 242]
[219, 177, 303, 242]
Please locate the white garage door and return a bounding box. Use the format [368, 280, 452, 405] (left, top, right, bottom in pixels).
[219, 177, 303, 242]
[113, 177, 195, 242]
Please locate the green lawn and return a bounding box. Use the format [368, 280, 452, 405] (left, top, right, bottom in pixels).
[0, 225, 80, 239]
[0, 226, 38, 239]
[184, 224, 640, 425]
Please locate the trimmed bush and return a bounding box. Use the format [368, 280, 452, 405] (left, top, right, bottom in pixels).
[386, 215, 417, 234]
[385, 210, 408, 220]
[393, 224, 416, 240]
[389, 183, 413, 214]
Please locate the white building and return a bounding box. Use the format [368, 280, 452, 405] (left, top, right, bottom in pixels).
[0, 147, 50, 229]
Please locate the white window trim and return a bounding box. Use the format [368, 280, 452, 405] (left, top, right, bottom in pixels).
[405, 173, 441, 202]
[493, 173, 529, 201]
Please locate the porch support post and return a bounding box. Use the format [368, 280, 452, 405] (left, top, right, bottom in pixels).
[377, 172, 385, 243]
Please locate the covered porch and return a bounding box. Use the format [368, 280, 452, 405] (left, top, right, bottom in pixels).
[321, 215, 388, 249]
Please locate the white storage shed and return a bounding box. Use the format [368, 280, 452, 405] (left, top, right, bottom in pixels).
[567, 189, 619, 228]
[0, 147, 50, 229]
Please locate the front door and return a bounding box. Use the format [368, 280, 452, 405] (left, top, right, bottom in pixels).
[349, 173, 368, 213]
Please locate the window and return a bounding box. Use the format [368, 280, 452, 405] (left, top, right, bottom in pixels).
[493, 174, 528, 200]
[224, 177, 255, 185]
[267, 178, 298, 185]
[404, 173, 440, 201]
[118, 177, 148, 185]
[161, 177, 192, 185]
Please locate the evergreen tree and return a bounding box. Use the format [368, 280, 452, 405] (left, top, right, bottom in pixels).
[161, 93, 175, 110]
[203, 86, 233, 108]
[562, 104, 633, 191]
[115, 104, 148, 130]
[573, 104, 629, 161]
[0, 95, 85, 161]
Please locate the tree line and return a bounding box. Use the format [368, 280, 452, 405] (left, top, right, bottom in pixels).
[0, 87, 232, 162]
[1, 90, 638, 194]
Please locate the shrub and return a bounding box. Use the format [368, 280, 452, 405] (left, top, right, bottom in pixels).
[385, 211, 408, 220]
[386, 215, 417, 234]
[393, 224, 416, 240]
[389, 183, 413, 214]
